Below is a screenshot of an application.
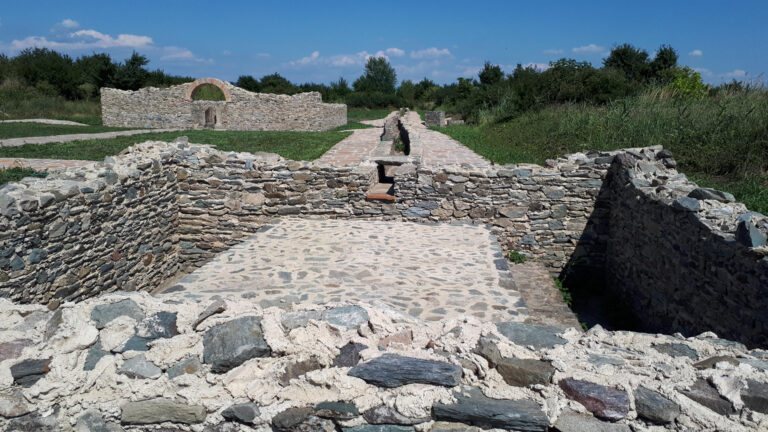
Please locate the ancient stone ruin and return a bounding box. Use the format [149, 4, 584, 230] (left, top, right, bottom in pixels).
[0, 111, 767, 430]
[101, 78, 347, 131]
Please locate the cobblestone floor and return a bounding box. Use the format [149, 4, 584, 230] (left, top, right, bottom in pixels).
[316, 127, 385, 167]
[156, 218, 530, 322]
[0, 158, 93, 171]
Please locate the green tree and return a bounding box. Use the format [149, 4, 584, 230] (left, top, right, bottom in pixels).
[354, 57, 397, 93]
[603, 44, 650, 82]
[236, 75, 260, 92]
[478, 62, 504, 86]
[259, 73, 296, 94]
[12, 48, 80, 99]
[112, 52, 150, 91]
[74, 53, 117, 91]
[397, 80, 417, 107]
[329, 77, 351, 100]
[649, 44, 678, 83]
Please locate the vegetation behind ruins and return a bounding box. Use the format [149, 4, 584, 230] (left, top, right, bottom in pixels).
[437, 87, 768, 213]
[0, 45, 764, 211]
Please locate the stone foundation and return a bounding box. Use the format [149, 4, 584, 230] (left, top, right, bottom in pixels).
[0, 135, 766, 345]
[101, 78, 346, 131]
[1, 293, 767, 431]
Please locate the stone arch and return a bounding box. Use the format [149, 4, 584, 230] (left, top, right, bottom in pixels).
[184, 78, 232, 102]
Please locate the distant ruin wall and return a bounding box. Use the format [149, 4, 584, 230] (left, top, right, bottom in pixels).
[604, 154, 768, 347]
[101, 78, 346, 131]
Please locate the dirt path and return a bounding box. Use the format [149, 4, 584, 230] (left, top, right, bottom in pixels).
[0, 128, 182, 148]
[0, 119, 89, 126]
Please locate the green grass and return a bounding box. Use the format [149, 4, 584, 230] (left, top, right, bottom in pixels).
[347, 108, 393, 121]
[0, 167, 47, 186]
[0, 129, 352, 162]
[0, 123, 129, 139]
[332, 121, 374, 131]
[438, 88, 768, 214]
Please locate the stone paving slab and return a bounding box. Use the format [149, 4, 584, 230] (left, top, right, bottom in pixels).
[0, 158, 93, 171]
[0, 128, 182, 147]
[156, 218, 529, 322]
[0, 119, 89, 126]
[316, 127, 384, 167]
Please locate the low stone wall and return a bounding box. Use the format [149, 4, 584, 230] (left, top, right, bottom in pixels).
[101, 78, 346, 131]
[604, 152, 768, 347]
[174, 138, 616, 275]
[0, 146, 181, 304]
[1, 293, 766, 431]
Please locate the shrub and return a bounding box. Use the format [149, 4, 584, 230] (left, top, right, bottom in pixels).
[668, 68, 708, 99]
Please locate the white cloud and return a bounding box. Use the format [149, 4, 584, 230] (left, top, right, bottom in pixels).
[60, 19, 79, 29]
[523, 62, 550, 72]
[7, 21, 209, 66]
[330, 54, 359, 67]
[689, 49, 703, 57]
[693, 68, 712, 77]
[384, 47, 404, 57]
[543, 48, 563, 55]
[572, 44, 606, 54]
[295, 51, 320, 65]
[460, 66, 481, 77]
[71, 29, 153, 48]
[410, 47, 451, 59]
[160, 46, 212, 63]
[725, 69, 746, 78]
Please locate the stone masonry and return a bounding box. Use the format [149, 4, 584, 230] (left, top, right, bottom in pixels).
[101, 78, 346, 131]
[0, 293, 767, 431]
[0, 132, 766, 346]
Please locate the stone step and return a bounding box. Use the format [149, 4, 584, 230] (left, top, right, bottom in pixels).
[366, 183, 395, 201]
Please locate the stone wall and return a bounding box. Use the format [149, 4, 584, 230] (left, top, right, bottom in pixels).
[1, 136, 766, 348]
[0, 145, 181, 304]
[101, 78, 346, 131]
[425, 111, 446, 127]
[603, 152, 768, 347]
[0, 293, 766, 432]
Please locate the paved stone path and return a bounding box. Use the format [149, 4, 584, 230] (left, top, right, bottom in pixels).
[0, 128, 181, 148]
[0, 119, 89, 126]
[401, 111, 489, 168]
[316, 127, 384, 167]
[156, 218, 530, 323]
[0, 158, 93, 172]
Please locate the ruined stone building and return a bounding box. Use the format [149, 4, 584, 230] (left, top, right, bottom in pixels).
[101, 78, 346, 131]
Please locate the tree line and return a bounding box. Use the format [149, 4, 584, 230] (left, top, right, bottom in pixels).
[0, 43, 719, 123]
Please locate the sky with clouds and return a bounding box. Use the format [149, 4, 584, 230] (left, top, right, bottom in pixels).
[0, 0, 765, 85]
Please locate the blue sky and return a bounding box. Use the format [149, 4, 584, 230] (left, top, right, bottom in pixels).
[0, 1, 766, 85]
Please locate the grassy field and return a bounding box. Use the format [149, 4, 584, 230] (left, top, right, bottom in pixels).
[347, 107, 393, 121]
[437, 88, 768, 214]
[0, 123, 130, 139]
[0, 129, 351, 162]
[0, 83, 102, 122]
